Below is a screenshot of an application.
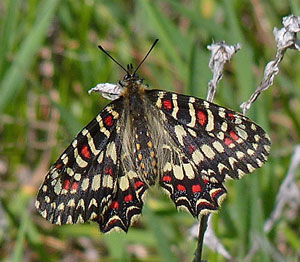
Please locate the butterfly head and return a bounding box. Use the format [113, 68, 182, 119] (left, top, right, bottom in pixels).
[122, 64, 140, 81]
[122, 64, 135, 77]
[120, 64, 144, 93]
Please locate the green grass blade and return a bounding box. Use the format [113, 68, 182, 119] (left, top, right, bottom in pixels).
[138, 0, 187, 80]
[0, 0, 21, 77]
[144, 206, 178, 262]
[12, 207, 30, 262]
[105, 232, 130, 261]
[0, 0, 59, 114]
[165, 0, 226, 39]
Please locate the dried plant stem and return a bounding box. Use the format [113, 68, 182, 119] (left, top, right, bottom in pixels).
[241, 15, 300, 114]
[206, 42, 241, 102]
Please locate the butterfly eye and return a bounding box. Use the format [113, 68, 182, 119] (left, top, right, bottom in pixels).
[123, 74, 131, 81]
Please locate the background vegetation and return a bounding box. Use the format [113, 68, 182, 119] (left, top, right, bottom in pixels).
[0, 0, 299, 261]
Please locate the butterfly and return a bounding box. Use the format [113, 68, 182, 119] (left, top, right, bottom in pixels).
[36, 39, 271, 233]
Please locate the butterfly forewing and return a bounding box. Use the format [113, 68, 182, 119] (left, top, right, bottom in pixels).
[36, 100, 126, 229]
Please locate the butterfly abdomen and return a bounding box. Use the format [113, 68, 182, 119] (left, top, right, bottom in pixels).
[121, 89, 159, 185]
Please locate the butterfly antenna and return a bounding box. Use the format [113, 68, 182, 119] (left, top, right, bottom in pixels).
[98, 45, 129, 74]
[133, 39, 159, 75]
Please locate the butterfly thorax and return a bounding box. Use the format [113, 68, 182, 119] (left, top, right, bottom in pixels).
[120, 74, 148, 119]
[120, 73, 146, 97]
[116, 73, 159, 186]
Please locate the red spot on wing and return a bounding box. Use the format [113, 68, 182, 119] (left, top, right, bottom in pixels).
[225, 137, 233, 146]
[71, 182, 78, 190]
[228, 113, 234, 120]
[105, 167, 113, 176]
[177, 184, 186, 191]
[189, 144, 196, 154]
[230, 130, 239, 141]
[197, 110, 207, 126]
[163, 99, 172, 110]
[199, 201, 214, 208]
[192, 184, 202, 193]
[162, 175, 172, 182]
[81, 144, 91, 159]
[71, 182, 79, 191]
[106, 218, 119, 229]
[64, 179, 70, 190]
[203, 179, 209, 184]
[111, 201, 119, 209]
[124, 194, 133, 202]
[211, 189, 224, 200]
[104, 115, 113, 127]
[135, 181, 144, 189]
[56, 163, 63, 169]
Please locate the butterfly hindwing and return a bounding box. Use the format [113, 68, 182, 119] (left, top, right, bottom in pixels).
[99, 107, 158, 232]
[158, 144, 227, 216]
